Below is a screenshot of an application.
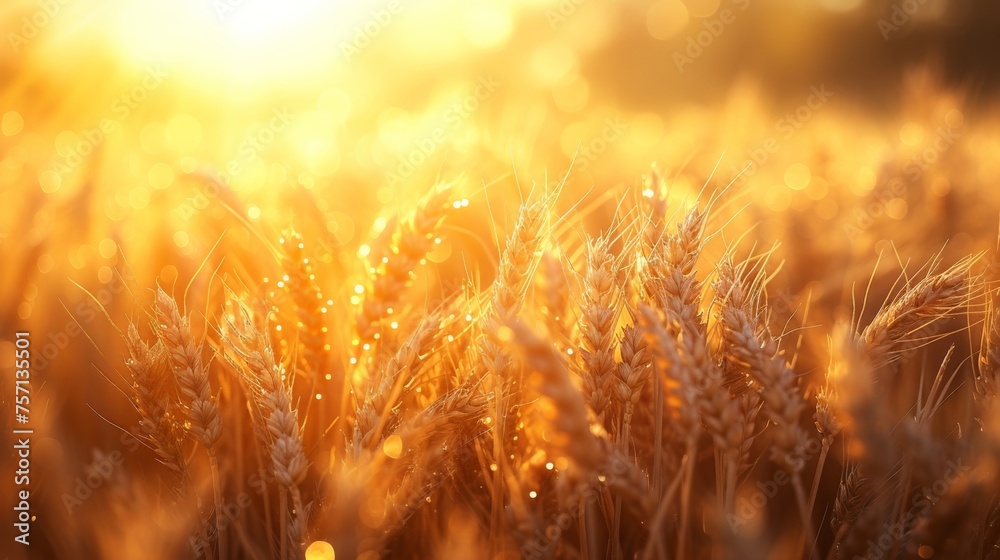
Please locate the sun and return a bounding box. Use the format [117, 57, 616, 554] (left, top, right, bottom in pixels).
[103, 0, 366, 85]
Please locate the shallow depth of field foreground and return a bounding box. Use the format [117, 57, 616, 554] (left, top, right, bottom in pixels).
[3, 1, 1000, 559]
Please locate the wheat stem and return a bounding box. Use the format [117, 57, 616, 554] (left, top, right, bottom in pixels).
[807, 437, 832, 527]
[210, 451, 227, 560]
[279, 487, 288, 560]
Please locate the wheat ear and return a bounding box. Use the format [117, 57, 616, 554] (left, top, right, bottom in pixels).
[225, 300, 308, 558]
[353, 311, 440, 455]
[155, 286, 225, 559]
[977, 295, 1000, 415]
[715, 261, 809, 470]
[638, 304, 701, 560]
[156, 287, 222, 449]
[715, 260, 816, 558]
[538, 250, 571, 344]
[861, 256, 974, 367]
[124, 324, 187, 481]
[279, 229, 329, 379]
[578, 234, 621, 427]
[613, 324, 650, 452]
[648, 202, 741, 530]
[477, 193, 554, 556]
[508, 321, 651, 515]
[828, 464, 868, 557]
[355, 181, 452, 346]
[647, 203, 742, 459]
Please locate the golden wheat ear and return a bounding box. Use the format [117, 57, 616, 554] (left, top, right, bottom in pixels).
[355, 181, 454, 348]
[154, 286, 222, 450]
[223, 299, 309, 556]
[484, 192, 557, 543]
[153, 285, 227, 559]
[976, 294, 1000, 409]
[352, 310, 441, 456]
[124, 324, 187, 481]
[715, 260, 810, 471]
[278, 228, 330, 380]
[861, 255, 978, 368]
[613, 324, 650, 453]
[576, 234, 622, 428]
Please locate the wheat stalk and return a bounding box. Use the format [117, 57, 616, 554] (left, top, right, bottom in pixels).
[715, 259, 817, 558]
[637, 304, 701, 560]
[124, 324, 187, 481]
[473, 193, 554, 554]
[154, 286, 226, 559]
[649, 203, 742, 457]
[224, 299, 309, 559]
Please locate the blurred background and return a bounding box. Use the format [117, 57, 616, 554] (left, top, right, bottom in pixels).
[2, 0, 1000, 555]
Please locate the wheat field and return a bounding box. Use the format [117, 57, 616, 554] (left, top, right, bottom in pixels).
[3, 1, 1000, 559]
